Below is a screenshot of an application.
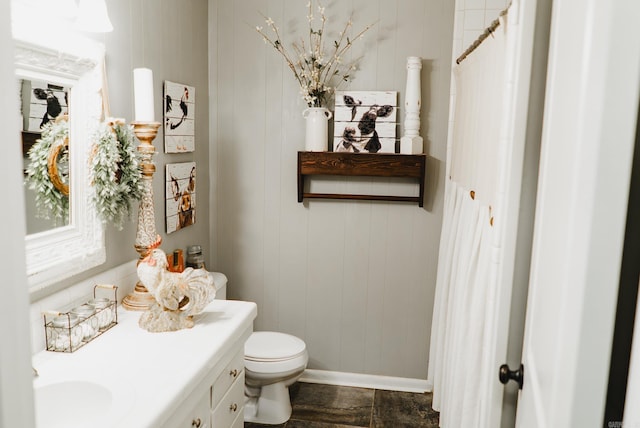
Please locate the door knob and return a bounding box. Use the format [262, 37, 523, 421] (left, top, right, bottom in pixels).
[499, 363, 524, 390]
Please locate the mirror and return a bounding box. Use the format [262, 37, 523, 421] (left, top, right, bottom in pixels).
[21, 78, 71, 234]
[13, 11, 106, 293]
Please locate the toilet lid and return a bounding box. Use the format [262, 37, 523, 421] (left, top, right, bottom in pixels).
[245, 331, 307, 361]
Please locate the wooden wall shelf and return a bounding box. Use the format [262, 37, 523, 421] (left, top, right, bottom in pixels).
[297, 151, 426, 207]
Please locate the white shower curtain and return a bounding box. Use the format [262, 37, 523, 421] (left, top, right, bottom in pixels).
[429, 9, 518, 428]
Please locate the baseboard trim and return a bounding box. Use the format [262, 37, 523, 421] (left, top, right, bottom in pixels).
[299, 369, 432, 393]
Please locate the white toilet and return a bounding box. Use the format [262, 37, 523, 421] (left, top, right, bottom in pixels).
[210, 272, 229, 300]
[210, 273, 309, 425]
[243, 331, 308, 424]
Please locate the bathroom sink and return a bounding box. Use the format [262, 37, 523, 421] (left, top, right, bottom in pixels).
[34, 379, 132, 428]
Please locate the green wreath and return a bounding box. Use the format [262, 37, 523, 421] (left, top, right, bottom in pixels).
[89, 120, 143, 230]
[24, 119, 70, 222]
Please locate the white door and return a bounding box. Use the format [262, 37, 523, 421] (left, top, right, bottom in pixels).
[514, 0, 640, 426]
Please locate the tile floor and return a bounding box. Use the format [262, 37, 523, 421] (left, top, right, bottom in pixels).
[245, 382, 440, 428]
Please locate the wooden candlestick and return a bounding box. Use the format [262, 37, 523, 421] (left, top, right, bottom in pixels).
[122, 121, 162, 311]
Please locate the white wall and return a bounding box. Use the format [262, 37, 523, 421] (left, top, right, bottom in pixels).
[452, 0, 511, 60]
[209, 0, 454, 379]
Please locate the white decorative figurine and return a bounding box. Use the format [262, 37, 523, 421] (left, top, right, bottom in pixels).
[400, 56, 423, 154]
[137, 249, 216, 332]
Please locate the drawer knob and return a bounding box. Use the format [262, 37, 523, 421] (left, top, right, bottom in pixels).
[229, 403, 238, 412]
[229, 369, 239, 378]
[192, 418, 202, 427]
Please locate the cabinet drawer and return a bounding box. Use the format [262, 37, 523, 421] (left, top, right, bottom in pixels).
[212, 371, 244, 427]
[212, 349, 244, 404]
[181, 391, 210, 428]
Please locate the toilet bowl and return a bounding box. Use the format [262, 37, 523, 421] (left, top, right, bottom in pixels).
[243, 331, 308, 425]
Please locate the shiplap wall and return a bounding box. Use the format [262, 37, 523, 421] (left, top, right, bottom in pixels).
[209, 0, 454, 379]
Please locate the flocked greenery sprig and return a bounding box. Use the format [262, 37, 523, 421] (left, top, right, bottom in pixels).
[25, 120, 69, 222]
[89, 120, 142, 230]
[256, 0, 374, 107]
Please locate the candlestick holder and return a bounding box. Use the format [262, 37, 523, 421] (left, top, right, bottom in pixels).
[122, 121, 162, 311]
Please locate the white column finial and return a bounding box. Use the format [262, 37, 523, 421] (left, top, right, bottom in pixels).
[401, 56, 423, 154]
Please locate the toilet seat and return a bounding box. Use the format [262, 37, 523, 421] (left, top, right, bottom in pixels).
[244, 332, 308, 374]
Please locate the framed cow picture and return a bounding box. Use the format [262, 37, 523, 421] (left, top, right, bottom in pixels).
[20, 79, 69, 132]
[164, 80, 195, 153]
[333, 91, 398, 153]
[165, 162, 196, 234]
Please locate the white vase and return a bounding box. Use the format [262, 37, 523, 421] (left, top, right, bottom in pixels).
[302, 107, 332, 152]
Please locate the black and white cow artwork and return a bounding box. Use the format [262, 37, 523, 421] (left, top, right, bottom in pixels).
[33, 87, 65, 128]
[335, 92, 396, 153]
[165, 86, 189, 130]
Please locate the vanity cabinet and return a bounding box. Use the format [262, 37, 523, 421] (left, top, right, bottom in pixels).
[32, 300, 257, 428]
[161, 333, 249, 428]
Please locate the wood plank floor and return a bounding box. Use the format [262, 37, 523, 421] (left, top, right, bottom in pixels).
[245, 382, 440, 428]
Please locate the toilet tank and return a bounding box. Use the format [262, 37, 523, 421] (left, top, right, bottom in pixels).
[210, 272, 228, 300]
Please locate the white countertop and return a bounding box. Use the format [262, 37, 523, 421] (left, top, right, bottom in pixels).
[32, 299, 257, 428]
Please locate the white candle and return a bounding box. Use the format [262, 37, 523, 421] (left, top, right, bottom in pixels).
[133, 68, 155, 122]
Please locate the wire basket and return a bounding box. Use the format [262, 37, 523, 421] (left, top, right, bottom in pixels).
[43, 284, 118, 353]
